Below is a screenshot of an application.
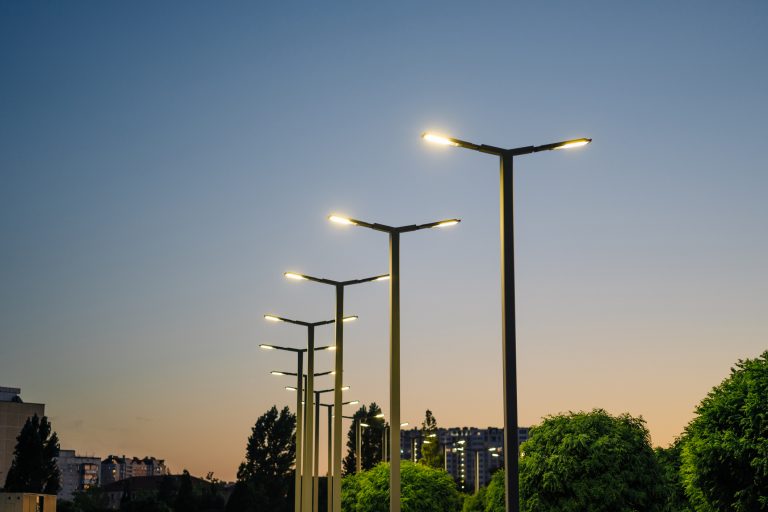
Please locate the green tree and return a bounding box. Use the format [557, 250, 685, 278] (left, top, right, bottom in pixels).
[419, 410, 443, 469]
[519, 409, 668, 512]
[342, 461, 461, 512]
[70, 486, 112, 512]
[227, 405, 296, 512]
[4, 414, 61, 493]
[174, 470, 198, 512]
[343, 403, 386, 474]
[680, 350, 768, 512]
[655, 438, 694, 512]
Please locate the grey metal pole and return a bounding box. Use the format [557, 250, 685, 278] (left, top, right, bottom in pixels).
[500, 153, 519, 512]
[302, 327, 315, 512]
[332, 286, 344, 512]
[356, 419, 362, 473]
[390, 231, 401, 512]
[295, 352, 304, 512]
[314, 392, 320, 512]
[327, 406, 332, 512]
[475, 450, 480, 493]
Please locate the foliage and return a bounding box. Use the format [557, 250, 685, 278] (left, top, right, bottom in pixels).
[342, 461, 462, 512]
[655, 438, 695, 511]
[461, 486, 487, 512]
[419, 410, 443, 469]
[228, 405, 296, 512]
[343, 403, 387, 474]
[3, 414, 61, 493]
[484, 470, 505, 512]
[174, 470, 197, 512]
[680, 350, 768, 511]
[519, 409, 668, 512]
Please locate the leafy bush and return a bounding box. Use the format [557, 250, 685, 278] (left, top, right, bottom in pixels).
[342, 461, 461, 512]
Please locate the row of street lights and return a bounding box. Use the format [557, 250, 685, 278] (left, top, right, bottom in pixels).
[261, 131, 590, 512]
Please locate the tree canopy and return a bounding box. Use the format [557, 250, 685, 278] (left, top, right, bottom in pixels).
[519, 409, 667, 512]
[226, 405, 296, 512]
[680, 350, 768, 511]
[343, 403, 386, 474]
[4, 414, 60, 494]
[419, 410, 443, 469]
[342, 461, 461, 512]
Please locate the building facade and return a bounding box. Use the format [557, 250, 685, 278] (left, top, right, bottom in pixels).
[100, 455, 168, 485]
[0, 387, 45, 488]
[401, 426, 530, 491]
[55, 450, 100, 501]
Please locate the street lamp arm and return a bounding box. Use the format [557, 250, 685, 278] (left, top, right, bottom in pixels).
[286, 271, 390, 287]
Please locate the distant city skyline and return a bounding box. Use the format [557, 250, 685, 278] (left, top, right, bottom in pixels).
[2, 1, 766, 481]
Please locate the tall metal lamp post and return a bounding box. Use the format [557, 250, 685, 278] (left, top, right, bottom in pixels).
[320, 400, 358, 512]
[421, 132, 591, 512]
[328, 215, 460, 512]
[283, 270, 387, 512]
[264, 314, 356, 512]
[260, 344, 334, 512]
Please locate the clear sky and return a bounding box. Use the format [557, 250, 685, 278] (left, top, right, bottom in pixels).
[1, 1, 766, 481]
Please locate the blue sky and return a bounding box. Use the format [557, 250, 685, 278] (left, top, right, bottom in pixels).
[1, 1, 766, 479]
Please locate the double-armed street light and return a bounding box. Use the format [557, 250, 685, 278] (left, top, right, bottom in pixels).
[328, 214, 459, 512]
[260, 343, 334, 512]
[263, 314, 355, 512]
[421, 131, 591, 512]
[283, 270, 387, 512]
[320, 400, 358, 512]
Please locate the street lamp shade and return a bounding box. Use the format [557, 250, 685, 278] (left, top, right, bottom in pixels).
[434, 219, 460, 228]
[421, 133, 460, 146]
[346, 400, 360, 405]
[286, 386, 298, 392]
[400, 422, 409, 427]
[551, 138, 591, 150]
[328, 215, 357, 225]
[264, 315, 281, 322]
[342, 315, 358, 323]
[375, 275, 390, 281]
[259, 344, 276, 350]
[360, 423, 370, 428]
[271, 371, 287, 376]
[284, 272, 308, 280]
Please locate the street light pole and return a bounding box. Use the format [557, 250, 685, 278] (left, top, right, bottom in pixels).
[284, 271, 387, 512]
[312, 387, 349, 512]
[421, 132, 591, 512]
[329, 214, 459, 512]
[261, 344, 333, 512]
[264, 315, 347, 512]
[320, 400, 358, 512]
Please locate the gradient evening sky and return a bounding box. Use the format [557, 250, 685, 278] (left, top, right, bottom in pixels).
[1, 1, 766, 480]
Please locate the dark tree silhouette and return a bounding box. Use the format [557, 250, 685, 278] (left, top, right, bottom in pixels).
[4, 414, 60, 493]
[226, 405, 296, 512]
[343, 402, 386, 474]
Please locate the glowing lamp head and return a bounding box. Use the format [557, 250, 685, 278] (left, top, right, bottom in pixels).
[553, 138, 591, 150]
[360, 422, 370, 428]
[375, 275, 390, 281]
[434, 219, 460, 228]
[342, 315, 358, 323]
[264, 315, 280, 322]
[270, 371, 285, 376]
[329, 215, 356, 226]
[326, 346, 337, 351]
[422, 132, 459, 147]
[400, 422, 409, 427]
[340, 386, 350, 391]
[285, 386, 297, 392]
[348, 400, 360, 405]
[284, 272, 307, 281]
[375, 413, 385, 418]
[259, 344, 275, 350]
